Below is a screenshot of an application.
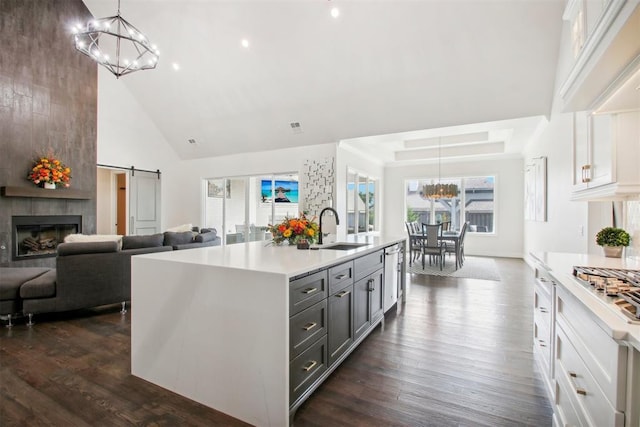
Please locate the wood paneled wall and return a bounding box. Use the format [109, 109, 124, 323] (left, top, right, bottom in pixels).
[0, 0, 97, 267]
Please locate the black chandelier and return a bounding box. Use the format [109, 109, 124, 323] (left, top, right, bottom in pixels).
[72, 0, 159, 78]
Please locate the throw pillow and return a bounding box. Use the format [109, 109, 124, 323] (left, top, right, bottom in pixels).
[122, 233, 164, 250]
[163, 231, 194, 246]
[64, 234, 123, 250]
[165, 223, 193, 232]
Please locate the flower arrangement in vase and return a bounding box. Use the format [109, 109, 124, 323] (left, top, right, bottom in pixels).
[27, 153, 71, 189]
[268, 213, 319, 245]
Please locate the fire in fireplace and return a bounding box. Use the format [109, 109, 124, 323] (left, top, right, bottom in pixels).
[12, 215, 82, 260]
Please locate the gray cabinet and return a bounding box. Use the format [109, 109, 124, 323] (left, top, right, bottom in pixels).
[354, 269, 383, 341]
[328, 283, 354, 366]
[289, 246, 394, 417]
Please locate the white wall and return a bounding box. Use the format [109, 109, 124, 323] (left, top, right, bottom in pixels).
[96, 167, 113, 234]
[95, 69, 179, 230]
[384, 156, 525, 258]
[164, 144, 336, 230]
[522, 114, 589, 259]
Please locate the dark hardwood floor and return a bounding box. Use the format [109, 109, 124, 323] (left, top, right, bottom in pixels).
[1, 258, 552, 426]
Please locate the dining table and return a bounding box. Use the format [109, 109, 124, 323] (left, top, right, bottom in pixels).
[410, 228, 463, 270]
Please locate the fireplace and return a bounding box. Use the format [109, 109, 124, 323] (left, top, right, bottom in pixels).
[12, 215, 82, 261]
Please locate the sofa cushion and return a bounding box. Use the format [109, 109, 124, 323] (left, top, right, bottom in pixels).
[195, 232, 218, 243]
[0, 267, 51, 300]
[57, 241, 119, 256]
[20, 269, 57, 299]
[200, 228, 217, 235]
[164, 231, 194, 247]
[122, 234, 165, 250]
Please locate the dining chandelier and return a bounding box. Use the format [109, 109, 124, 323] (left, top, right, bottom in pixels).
[72, 0, 159, 78]
[420, 138, 459, 200]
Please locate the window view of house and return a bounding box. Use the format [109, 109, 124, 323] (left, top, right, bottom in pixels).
[405, 176, 495, 232]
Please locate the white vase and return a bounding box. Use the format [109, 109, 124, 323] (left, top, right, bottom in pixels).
[43, 182, 56, 189]
[602, 246, 623, 258]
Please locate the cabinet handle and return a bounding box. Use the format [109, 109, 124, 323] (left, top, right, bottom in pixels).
[303, 322, 317, 331]
[539, 307, 548, 313]
[367, 278, 375, 292]
[538, 339, 546, 347]
[335, 274, 347, 280]
[568, 371, 587, 396]
[303, 287, 318, 294]
[336, 290, 350, 298]
[302, 360, 317, 372]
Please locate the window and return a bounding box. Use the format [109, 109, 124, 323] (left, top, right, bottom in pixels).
[405, 176, 495, 233]
[347, 169, 378, 235]
[204, 173, 299, 245]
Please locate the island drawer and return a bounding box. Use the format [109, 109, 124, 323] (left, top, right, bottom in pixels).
[328, 261, 354, 295]
[290, 270, 328, 315]
[290, 300, 327, 360]
[354, 250, 384, 281]
[290, 335, 328, 404]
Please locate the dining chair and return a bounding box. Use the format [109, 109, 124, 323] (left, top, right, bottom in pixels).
[457, 221, 470, 266]
[421, 223, 445, 270]
[405, 222, 421, 264]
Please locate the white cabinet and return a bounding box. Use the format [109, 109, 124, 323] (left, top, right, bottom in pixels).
[533, 268, 556, 401]
[559, 0, 639, 112]
[571, 110, 640, 200]
[555, 284, 628, 426]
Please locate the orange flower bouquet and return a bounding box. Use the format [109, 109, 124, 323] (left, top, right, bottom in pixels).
[27, 153, 71, 188]
[268, 213, 319, 245]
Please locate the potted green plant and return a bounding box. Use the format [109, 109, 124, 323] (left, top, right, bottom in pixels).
[595, 227, 630, 258]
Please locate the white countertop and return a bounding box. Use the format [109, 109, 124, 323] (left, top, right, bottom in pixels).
[532, 252, 640, 352]
[136, 234, 406, 278]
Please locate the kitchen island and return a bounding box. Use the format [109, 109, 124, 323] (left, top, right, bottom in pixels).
[131, 235, 405, 426]
[531, 252, 640, 427]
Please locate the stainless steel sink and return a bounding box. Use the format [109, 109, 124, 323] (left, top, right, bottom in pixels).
[318, 242, 370, 250]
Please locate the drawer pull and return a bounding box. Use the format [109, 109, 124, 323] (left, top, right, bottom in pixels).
[569, 371, 577, 378]
[302, 360, 317, 372]
[335, 274, 348, 280]
[538, 339, 546, 347]
[539, 307, 548, 313]
[303, 287, 318, 294]
[576, 387, 587, 396]
[303, 322, 317, 331]
[336, 290, 351, 298]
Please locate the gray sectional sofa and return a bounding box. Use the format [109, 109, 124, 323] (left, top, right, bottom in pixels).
[1, 229, 221, 324]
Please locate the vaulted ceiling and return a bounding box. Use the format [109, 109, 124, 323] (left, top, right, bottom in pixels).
[81, 0, 564, 162]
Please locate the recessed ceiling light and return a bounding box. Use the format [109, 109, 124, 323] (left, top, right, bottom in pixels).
[330, 7, 340, 18]
[172, 62, 180, 71]
[241, 39, 250, 48]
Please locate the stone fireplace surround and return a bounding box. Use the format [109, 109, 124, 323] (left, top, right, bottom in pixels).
[0, 0, 98, 268]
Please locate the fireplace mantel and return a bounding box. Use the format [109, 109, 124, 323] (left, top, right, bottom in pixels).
[1, 186, 92, 200]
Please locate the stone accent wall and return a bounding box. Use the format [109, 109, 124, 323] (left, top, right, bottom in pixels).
[302, 157, 335, 216]
[0, 0, 97, 267]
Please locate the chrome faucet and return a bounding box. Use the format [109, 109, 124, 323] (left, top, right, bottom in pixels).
[318, 207, 340, 245]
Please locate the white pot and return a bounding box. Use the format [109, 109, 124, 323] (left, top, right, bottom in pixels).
[43, 182, 56, 189]
[602, 246, 623, 258]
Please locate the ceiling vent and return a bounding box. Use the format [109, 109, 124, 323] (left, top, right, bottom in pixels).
[290, 122, 303, 134]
